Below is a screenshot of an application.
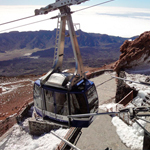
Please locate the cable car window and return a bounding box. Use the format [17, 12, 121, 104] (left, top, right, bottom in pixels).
[75, 94, 88, 113]
[86, 85, 98, 113]
[34, 84, 42, 109]
[44, 90, 89, 115]
[54, 92, 68, 115]
[54, 93, 80, 115]
[70, 94, 80, 114]
[45, 90, 55, 113]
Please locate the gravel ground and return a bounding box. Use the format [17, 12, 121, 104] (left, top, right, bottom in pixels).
[76, 72, 131, 150]
[0, 76, 38, 120]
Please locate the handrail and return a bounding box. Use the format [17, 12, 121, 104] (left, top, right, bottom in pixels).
[51, 131, 81, 150]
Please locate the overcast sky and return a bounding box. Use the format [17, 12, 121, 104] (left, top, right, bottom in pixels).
[0, 0, 150, 37]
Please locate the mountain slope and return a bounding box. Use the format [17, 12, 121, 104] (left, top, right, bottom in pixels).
[0, 30, 135, 76]
[0, 29, 127, 52]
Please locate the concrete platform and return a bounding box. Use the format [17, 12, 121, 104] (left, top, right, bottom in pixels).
[76, 110, 130, 150]
[90, 72, 116, 104]
[76, 72, 131, 150]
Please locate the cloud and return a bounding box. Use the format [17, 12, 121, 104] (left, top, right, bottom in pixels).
[72, 6, 150, 37]
[94, 6, 150, 20]
[0, 5, 150, 37]
[0, 5, 59, 33]
[97, 12, 150, 20]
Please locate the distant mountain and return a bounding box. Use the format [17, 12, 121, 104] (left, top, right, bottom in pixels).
[0, 29, 136, 76]
[0, 30, 56, 52]
[0, 29, 129, 52]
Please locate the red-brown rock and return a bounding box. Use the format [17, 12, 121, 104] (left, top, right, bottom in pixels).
[114, 31, 150, 73]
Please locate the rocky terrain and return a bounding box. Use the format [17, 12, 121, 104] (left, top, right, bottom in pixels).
[0, 75, 39, 121]
[114, 31, 150, 105]
[114, 31, 150, 74]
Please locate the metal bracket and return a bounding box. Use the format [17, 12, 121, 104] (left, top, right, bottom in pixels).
[35, 0, 88, 15]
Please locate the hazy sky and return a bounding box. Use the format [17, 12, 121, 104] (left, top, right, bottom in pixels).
[0, 0, 150, 37]
[0, 0, 150, 8]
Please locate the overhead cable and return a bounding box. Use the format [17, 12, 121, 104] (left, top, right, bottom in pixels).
[0, 0, 115, 33]
[0, 15, 35, 26]
[0, 18, 51, 33]
[72, 0, 115, 13]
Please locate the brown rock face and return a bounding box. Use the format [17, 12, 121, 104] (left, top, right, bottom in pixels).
[114, 31, 150, 73]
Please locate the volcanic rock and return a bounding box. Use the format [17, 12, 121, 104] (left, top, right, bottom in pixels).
[114, 31, 150, 74]
[115, 71, 138, 103]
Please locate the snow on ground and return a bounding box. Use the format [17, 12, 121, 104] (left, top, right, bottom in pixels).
[125, 72, 150, 91]
[112, 116, 145, 150]
[125, 72, 150, 107]
[107, 72, 150, 150]
[100, 102, 146, 150]
[99, 103, 124, 112]
[100, 71, 150, 150]
[0, 79, 34, 86]
[0, 118, 69, 150]
[0, 79, 34, 96]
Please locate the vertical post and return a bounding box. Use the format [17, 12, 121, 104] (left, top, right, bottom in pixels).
[66, 12, 85, 86]
[40, 6, 85, 87]
[40, 13, 67, 84]
[53, 15, 67, 72]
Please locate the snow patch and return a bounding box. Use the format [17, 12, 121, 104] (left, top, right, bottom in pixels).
[112, 116, 145, 150]
[30, 56, 39, 59]
[1, 87, 10, 92]
[24, 53, 32, 56]
[0, 118, 69, 150]
[99, 102, 146, 149]
[99, 103, 123, 112]
[0, 79, 34, 95]
[110, 72, 150, 149]
[127, 53, 150, 70]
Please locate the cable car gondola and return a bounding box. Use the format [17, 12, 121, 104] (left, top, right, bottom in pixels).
[34, 74, 99, 127]
[33, 0, 99, 128]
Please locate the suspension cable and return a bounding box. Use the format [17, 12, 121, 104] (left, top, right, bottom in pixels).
[0, 15, 35, 26]
[0, 0, 115, 33]
[72, 0, 114, 13]
[0, 18, 51, 33]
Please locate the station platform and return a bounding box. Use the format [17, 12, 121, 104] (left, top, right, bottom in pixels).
[76, 72, 131, 150]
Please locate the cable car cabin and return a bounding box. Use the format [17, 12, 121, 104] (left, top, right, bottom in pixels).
[33, 75, 99, 128]
[32, 0, 99, 128]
